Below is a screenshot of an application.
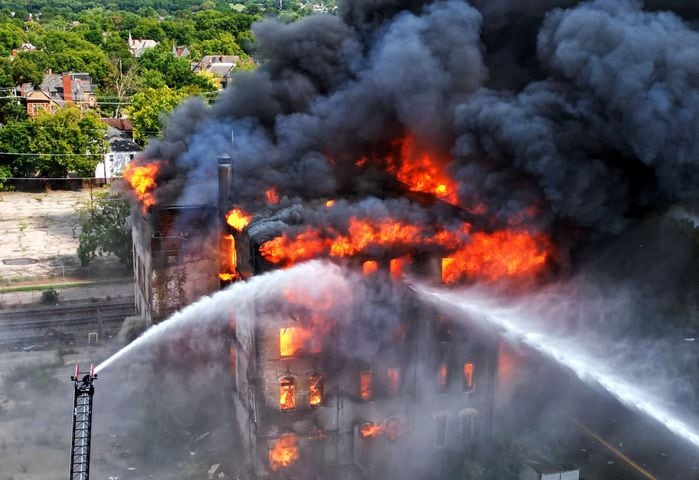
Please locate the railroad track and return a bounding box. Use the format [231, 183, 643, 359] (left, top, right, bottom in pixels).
[0, 299, 135, 351]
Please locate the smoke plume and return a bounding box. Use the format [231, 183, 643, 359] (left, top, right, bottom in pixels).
[127, 0, 699, 270]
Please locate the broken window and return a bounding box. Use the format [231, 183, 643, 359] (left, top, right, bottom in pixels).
[463, 363, 475, 392]
[437, 316, 451, 342]
[309, 373, 323, 407]
[386, 368, 400, 396]
[438, 363, 448, 391]
[389, 257, 407, 279]
[359, 422, 382, 439]
[268, 433, 299, 471]
[435, 415, 448, 447]
[384, 416, 405, 440]
[280, 377, 296, 411]
[279, 327, 299, 357]
[360, 370, 373, 401]
[441, 257, 454, 284]
[363, 260, 379, 275]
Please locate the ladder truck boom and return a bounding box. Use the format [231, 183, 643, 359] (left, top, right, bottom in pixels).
[69, 364, 97, 480]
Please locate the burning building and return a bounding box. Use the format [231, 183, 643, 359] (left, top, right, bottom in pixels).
[130, 153, 504, 478]
[124, 0, 699, 477]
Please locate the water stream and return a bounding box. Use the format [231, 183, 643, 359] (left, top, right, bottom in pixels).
[415, 284, 699, 449]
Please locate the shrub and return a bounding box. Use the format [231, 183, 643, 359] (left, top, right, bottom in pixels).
[40, 288, 59, 305]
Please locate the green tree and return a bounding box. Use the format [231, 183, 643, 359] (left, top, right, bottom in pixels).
[30, 106, 107, 177]
[0, 97, 27, 124]
[127, 86, 189, 142]
[10, 50, 47, 86]
[0, 22, 26, 56]
[193, 32, 244, 56]
[39, 31, 114, 86]
[0, 121, 35, 177]
[77, 190, 132, 266]
[138, 45, 194, 88]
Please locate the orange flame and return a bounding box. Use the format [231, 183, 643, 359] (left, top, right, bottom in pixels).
[260, 216, 552, 284]
[438, 363, 448, 388]
[387, 136, 458, 205]
[279, 326, 321, 357]
[269, 433, 299, 471]
[309, 373, 323, 407]
[280, 377, 295, 411]
[123, 162, 159, 213]
[389, 257, 408, 279]
[260, 218, 432, 266]
[463, 363, 474, 391]
[266, 187, 280, 205]
[441, 230, 552, 284]
[219, 234, 238, 282]
[359, 418, 405, 440]
[326, 199, 335, 208]
[360, 370, 373, 401]
[359, 422, 382, 438]
[362, 260, 379, 276]
[226, 208, 252, 231]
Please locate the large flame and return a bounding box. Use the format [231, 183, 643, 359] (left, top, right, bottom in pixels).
[441, 230, 552, 284]
[260, 216, 552, 283]
[280, 377, 296, 411]
[280, 326, 320, 357]
[260, 217, 459, 265]
[123, 162, 159, 213]
[269, 433, 299, 471]
[387, 136, 459, 205]
[219, 234, 238, 282]
[226, 208, 252, 231]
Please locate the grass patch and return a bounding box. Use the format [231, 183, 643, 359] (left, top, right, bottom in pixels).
[0, 278, 129, 294]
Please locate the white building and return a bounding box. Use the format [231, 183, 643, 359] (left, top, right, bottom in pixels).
[95, 126, 141, 180]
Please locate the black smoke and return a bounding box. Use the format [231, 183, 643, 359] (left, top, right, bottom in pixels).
[133, 0, 699, 269]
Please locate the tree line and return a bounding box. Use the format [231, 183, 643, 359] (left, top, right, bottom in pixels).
[0, 1, 337, 181]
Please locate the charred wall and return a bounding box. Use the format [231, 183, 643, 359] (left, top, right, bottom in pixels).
[132, 205, 220, 325]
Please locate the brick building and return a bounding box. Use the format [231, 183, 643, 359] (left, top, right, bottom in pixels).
[131, 155, 500, 479]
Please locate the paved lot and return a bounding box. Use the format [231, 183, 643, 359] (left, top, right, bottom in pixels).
[0, 189, 127, 283]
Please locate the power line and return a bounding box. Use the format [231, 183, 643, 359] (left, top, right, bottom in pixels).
[4, 176, 125, 180]
[0, 152, 106, 156]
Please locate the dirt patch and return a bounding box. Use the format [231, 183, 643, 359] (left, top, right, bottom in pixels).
[0, 190, 128, 284]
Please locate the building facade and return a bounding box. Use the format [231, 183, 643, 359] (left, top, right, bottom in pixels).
[131, 156, 500, 479]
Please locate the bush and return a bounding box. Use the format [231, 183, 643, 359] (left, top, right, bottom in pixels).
[40, 288, 59, 305]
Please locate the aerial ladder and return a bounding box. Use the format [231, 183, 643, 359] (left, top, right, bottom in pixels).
[69, 364, 97, 480]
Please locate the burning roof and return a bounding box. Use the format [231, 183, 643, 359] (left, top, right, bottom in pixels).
[123, 0, 699, 287]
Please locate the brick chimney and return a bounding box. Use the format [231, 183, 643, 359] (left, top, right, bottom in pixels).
[62, 73, 73, 103]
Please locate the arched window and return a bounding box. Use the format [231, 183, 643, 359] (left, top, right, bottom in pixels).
[280, 376, 295, 411]
[386, 367, 400, 396]
[463, 362, 475, 392]
[434, 413, 449, 447]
